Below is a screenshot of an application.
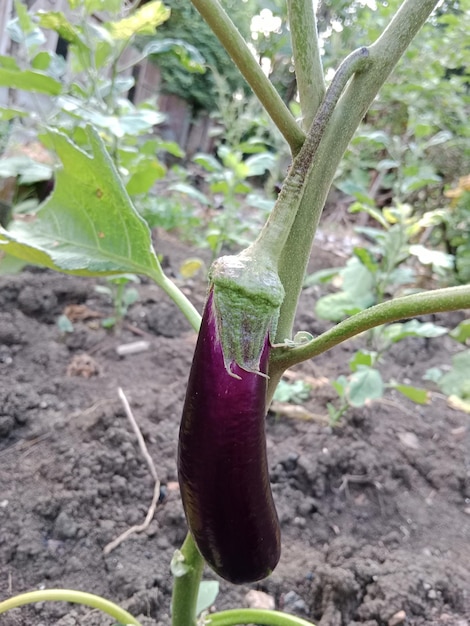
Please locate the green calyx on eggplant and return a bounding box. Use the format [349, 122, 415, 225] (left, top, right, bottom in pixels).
[177, 287, 281, 584]
[209, 249, 284, 376]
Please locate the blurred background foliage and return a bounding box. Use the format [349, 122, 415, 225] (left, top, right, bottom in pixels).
[0, 0, 469, 268]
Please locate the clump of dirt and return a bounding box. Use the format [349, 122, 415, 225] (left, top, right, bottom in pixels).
[0, 235, 469, 626]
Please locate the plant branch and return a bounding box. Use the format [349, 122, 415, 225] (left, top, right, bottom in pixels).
[271, 285, 470, 372]
[288, 0, 325, 129]
[249, 47, 370, 264]
[208, 608, 316, 626]
[152, 271, 202, 332]
[189, 0, 305, 153]
[171, 532, 205, 626]
[0, 590, 141, 625]
[274, 0, 440, 349]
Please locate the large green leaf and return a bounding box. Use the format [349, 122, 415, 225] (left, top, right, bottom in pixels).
[0, 128, 162, 279]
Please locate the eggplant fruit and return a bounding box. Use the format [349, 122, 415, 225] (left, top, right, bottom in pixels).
[178, 291, 281, 584]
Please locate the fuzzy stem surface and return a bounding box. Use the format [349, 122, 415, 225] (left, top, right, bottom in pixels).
[171, 533, 205, 626]
[274, 0, 441, 351]
[271, 285, 470, 372]
[288, 0, 325, 128]
[249, 47, 370, 267]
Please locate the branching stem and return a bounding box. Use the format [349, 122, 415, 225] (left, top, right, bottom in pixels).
[271, 285, 470, 372]
[249, 47, 370, 264]
[189, 0, 305, 153]
[288, 0, 325, 128]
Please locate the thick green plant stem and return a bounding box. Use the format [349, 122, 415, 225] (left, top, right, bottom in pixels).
[249, 47, 370, 265]
[0, 589, 142, 625]
[171, 532, 205, 626]
[274, 0, 441, 350]
[208, 608, 316, 626]
[271, 285, 470, 372]
[189, 0, 305, 153]
[288, 0, 325, 129]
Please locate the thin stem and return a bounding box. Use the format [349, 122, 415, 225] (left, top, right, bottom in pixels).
[189, 0, 305, 154]
[274, 0, 440, 347]
[288, 0, 325, 129]
[0, 590, 141, 625]
[208, 608, 317, 626]
[271, 285, 470, 373]
[171, 533, 205, 626]
[249, 47, 370, 265]
[152, 271, 202, 332]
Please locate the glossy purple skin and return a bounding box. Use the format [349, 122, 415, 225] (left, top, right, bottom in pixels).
[178, 291, 281, 584]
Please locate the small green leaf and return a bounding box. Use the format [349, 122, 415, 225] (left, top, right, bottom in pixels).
[315, 284, 375, 322]
[102, 316, 117, 329]
[423, 367, 443, 383]
[409, 244, 454, 269]
[0, 56, 19, 70]
[354, 246, 379, 274]
[347, 368, 384, 407]
[391, 383, 429, 404]
[0, 156, 53, 184]
[196, 581, 219, 616]
[382, 320, 448, 344]
[83, 0, 122, 13]
[331, 375, 348, 396]
[170, 182, 210, 205]
[303, 267, 340, 287]
[193, 153, 222, 173]
[349, 350, 377, 372]
[122, 287, 139, 307]
[126, 159, 166, 195]
[0, 68, 61, 95]
[142, 39, 206, 73]
[14, 0, 34, 34]
[449, 320, 470, 344]
[57, 314, 74, 333]
[273, 379, 311, 404]
[244, 152, 276, 177]
[37, 11, 84, 48]
[438, 350, 470, 399]
[348, 202, 389, 229]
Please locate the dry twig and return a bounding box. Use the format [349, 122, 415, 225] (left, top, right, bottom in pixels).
[103, 387, 160, 555]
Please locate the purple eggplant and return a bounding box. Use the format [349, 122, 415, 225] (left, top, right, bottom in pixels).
[178, 290, 281, 584]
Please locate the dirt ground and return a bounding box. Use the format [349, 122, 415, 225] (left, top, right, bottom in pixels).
[0, 231, 469, 626]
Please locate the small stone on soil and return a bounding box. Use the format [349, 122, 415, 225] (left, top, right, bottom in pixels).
[388, 610, 406, 626]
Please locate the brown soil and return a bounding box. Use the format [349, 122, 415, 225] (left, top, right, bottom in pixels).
[0, 232, 469, 626]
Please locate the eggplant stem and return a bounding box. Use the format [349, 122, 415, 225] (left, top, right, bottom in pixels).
[171, 533, 205, 626]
